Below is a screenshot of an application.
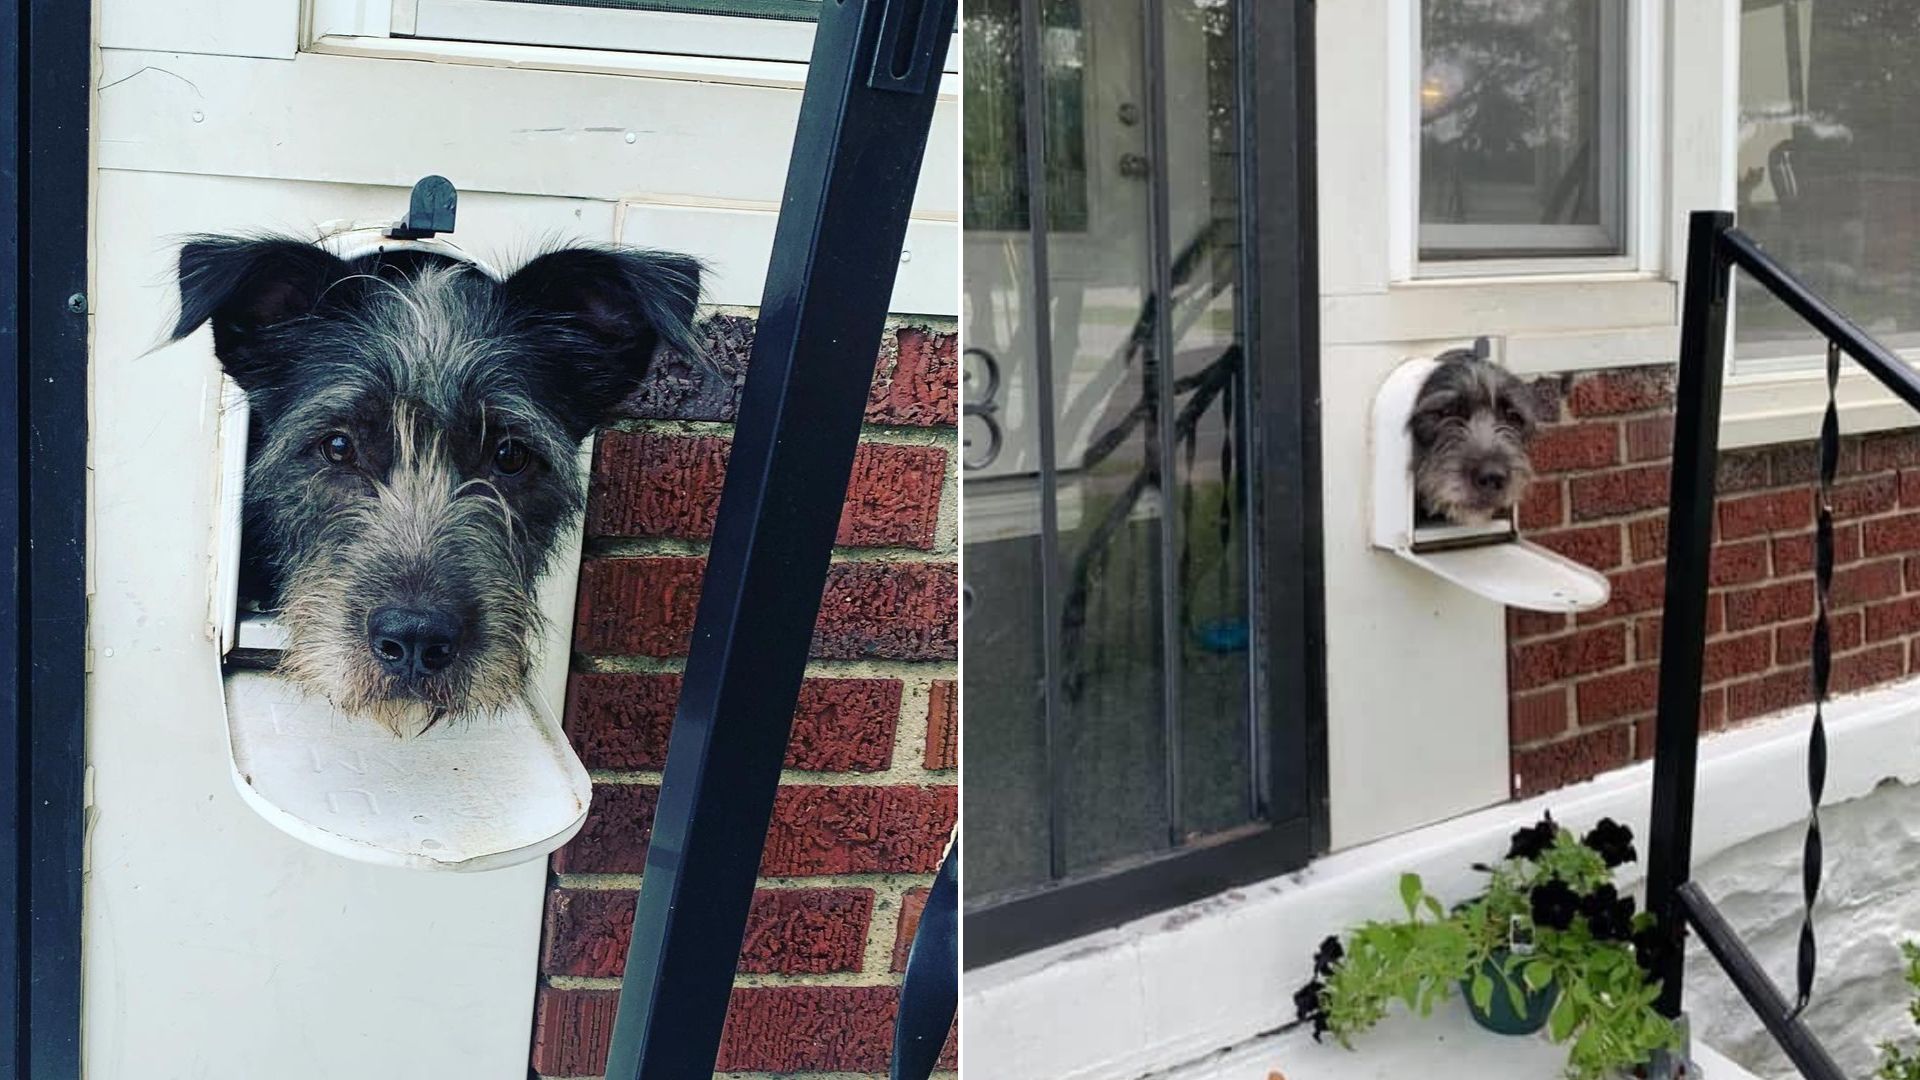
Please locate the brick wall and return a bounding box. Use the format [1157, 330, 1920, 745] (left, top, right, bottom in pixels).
[529, 311, 960, 1079]
[1509, 364, 1920, 797]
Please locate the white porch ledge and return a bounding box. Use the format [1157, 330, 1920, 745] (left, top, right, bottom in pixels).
[964, 678, 1920, 1080]
[1156, 1003, 1763, 1080]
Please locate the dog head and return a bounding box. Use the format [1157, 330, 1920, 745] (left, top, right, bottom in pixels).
[1406, 347, 1538, 526]
[173, 235, 702, 731]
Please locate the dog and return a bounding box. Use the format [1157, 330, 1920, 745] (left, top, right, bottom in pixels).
[172, 235, 703, 733]
[1406, 346, 1538, 526]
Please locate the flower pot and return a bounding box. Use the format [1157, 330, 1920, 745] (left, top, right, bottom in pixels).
[1461, 953, 1558, 1036]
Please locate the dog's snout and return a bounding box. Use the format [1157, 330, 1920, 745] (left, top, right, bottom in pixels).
[1473, 465, 1509, 494]
[368, 605, 462, 677]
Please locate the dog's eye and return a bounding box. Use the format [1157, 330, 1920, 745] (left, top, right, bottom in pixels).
[1501, 404, 1528, 427]
[492, 438, 532, 476]
[321, 432, 356, 465]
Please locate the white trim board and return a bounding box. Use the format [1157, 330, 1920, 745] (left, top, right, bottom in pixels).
[962, 676, 1920, 1080]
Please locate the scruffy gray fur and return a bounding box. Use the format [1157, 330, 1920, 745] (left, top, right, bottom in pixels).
[173, 235, 702, 733]
[1407, 347, 1538, 526]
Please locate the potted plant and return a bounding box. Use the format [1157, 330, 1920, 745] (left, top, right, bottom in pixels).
[1293, 813, 1681, 1080]
[1878, 939, 1920, 1078]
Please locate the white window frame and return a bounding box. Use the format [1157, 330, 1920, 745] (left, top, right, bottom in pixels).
[1393, 0, 1660, 281]
[368, 0, 960, 70]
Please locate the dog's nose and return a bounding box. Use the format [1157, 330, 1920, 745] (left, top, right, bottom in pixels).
[1473, 466, 1509, 495]
[368, 606, 462, 677]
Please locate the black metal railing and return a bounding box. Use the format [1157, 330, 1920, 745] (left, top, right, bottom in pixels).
[597, 2, 956, 1079]
[1644, 209, 1920, 1080]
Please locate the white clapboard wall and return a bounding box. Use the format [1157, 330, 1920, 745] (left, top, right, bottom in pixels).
[87, 4, 957, 1078]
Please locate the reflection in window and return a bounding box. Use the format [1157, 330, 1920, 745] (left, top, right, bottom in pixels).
[1418, 0, 1627, 261]
[1737, 0, 1920, 366]
[963, 0, 1090, 233]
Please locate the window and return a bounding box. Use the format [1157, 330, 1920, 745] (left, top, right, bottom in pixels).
[1416, 0, 1630, 263]
[387, 0, 960, 68]
[1735, 0, 1920, 373]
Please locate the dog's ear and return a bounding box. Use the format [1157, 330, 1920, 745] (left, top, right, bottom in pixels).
[173, 236, 352, 390]
[503, 247, 704, 434]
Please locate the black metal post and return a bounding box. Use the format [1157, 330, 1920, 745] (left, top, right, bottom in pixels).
[1645, 210, 1735, 1019]
[6, 2, 90, 1078]
[602, 2, 955, 1076]
[889, 842, 957, 1080]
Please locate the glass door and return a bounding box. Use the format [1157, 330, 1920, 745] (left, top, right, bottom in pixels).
[962, 0, 1320, 963]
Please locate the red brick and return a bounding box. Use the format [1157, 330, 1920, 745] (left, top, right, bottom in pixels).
[1867, 596, 1920, 642]
[1727, 667, 1814, 723]
[1531, 423, 1620, 474]
[1511, 725, 1633, 797]
[531, 987, 618, 1076]
[1519, 480, 1566, 531]
[1566, 369, 1674, 418]
[719, 986, 913, 1073]
[1628, 516, 1667, 563]
[1532, 524, 1623, 571]
[1577, 563, 1669, 625]
[1908, 555, 1920, 591]
[1575, 668, 1658, 726]
[1832, 558, 1904, 610]
[1776, 526, 1861, 574]
[1777, 611, 1864, 665]
[1624, 416, 1673, 462]
[555, 783, 957, 875]
[1832, 474, 1901, 521]
[1860, 430, 1920, 473]
[868, 325, 959, 427]
[575, 558, 958, 661]
[1718, 450, 1773, 493]
[1635, 605, 1727, 664]
[1710, 540, 1770, 587]
[893, 887, 930, 972]
[589, 433, 946, 549]
[534, 985, 933, 1076]
[1767, 443, 1822, 485]
[924, 681, 957, 771]
[1512, 687, 1571, 744]
[1511, 608, 1569, 641]
[1865, 512, 1920, 557]
[1902, 468, 1920, 507]
[1510, 625, 1628, 692]
[1834, 642, 1907, 695]
[1702, 686, 1729, 731]
[1569, 466, 1670, 521]
[1724, 579, 1815, 632]
[1703, 630, 1774, 685]
[564, 673, 902, 772]
[1717, 490, 1813, 540]
[542, 887, 874, 978]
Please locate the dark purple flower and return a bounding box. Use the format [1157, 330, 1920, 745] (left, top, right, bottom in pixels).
[1293, 978, 1329, 1040]
[1312, 935, 1345, 977]
[1582, 818, 1637, 868]
[1529, 878, 1580, 931]
[1580, 884, 1636, 941]
[1506, 811, 1558, 862]
[1633, 924, 1674, 982]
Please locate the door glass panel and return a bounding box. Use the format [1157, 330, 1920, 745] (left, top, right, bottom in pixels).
[962, 0, 1257, 907]
[1161, 0, 1253, 838]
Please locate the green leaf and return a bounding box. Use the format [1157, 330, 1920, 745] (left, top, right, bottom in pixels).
[1502, 969, 1528, 1017]
[1399, 873, 1423, 919]
[1524, 960, 1555, 991]
[1549, 990, 1579, 1043]
[1471, 969, 1494, 1012]
[1422, 895, 1445, 920]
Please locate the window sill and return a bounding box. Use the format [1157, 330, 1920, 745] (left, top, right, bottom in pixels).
[1321, 275, 1676, 351]
[1721, 368, 1920, 450]
[306, 33, 960, 96]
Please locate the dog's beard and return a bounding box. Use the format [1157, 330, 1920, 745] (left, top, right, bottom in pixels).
[270, 440, 549, 736]
[1412, 429, 1535, 526]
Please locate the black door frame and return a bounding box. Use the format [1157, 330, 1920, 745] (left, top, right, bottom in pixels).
[3, 0, 92, 1076]
[963, 0, 1323, 967]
